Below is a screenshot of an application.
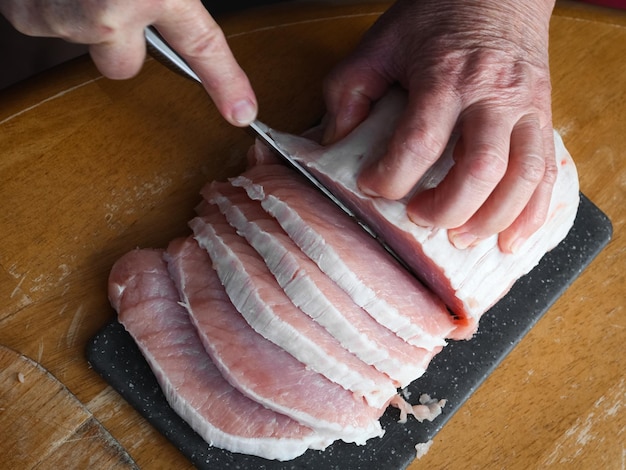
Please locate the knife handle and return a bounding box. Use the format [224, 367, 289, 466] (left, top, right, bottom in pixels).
[144, 27, 202, 84]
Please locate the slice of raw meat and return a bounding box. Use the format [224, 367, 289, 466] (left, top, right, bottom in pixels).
[166, 236, 385, 443]
[107, 248, 332, 461]
[232, 165, 457, 350]
[258, 88, 580, 339]
[188, 207, 395, 408]
[202, 181, 441, 389]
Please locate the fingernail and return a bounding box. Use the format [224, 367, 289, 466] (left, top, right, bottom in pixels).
[357, 165, 380, 197]
[449, 231, 477, 250]
[231, 99, 257, 125]
[406, 203, 432, 228]
[360, 184, 380, 197]
[508, 236, 526, 254]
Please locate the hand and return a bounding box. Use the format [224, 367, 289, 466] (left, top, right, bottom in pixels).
[0, 0, 257, 127]
[322, 0, 557, 253]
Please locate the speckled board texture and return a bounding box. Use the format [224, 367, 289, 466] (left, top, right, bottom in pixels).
[87, 193, 611, 470]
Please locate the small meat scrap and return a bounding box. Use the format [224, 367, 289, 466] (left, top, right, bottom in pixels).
[415, 440, 434, 459]
[389, 393, 447, 424]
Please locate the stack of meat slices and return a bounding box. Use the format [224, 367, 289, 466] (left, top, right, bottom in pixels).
[108, 90, 579, 461]
[108, 164, 454, 460]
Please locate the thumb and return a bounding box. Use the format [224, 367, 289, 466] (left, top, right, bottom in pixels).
[89, 28, 147, 79]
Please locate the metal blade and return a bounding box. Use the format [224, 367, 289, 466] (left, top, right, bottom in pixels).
[248, 121, 370, 230]
[145, 27, 201, 83]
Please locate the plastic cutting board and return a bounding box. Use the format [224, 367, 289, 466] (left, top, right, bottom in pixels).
[87, 193, 612, 470]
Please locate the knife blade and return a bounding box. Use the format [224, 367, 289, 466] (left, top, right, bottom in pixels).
[246, 121, 371, 231]
[144, 26, 410, 270]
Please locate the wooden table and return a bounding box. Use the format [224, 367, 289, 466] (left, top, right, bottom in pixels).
[1, 1, 624, 468]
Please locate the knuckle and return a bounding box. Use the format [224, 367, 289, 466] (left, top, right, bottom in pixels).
[185, 26, 226, 59]
[542, 157, 559, 185]
[465, 145, 508, 185]
[517, 154, 546, 185]
[45, 1, 114, 42]
[400, 127, 446, 161]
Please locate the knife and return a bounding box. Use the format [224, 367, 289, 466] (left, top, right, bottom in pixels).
[144, 26, 410, 270]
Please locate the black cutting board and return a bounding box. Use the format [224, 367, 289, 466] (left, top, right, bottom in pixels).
[87, 193, 612, 470]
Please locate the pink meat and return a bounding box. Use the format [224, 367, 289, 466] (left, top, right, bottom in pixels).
[261, 88, 580, 339]
[107, 248, 331, 460]
[165, 236, 385, 444]
[202, 181, 440, 389]
[188, 206, 395, 408]
[232, 165, 457, 349]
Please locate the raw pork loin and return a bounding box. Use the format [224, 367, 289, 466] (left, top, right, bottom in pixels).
[166, 236, 384, 443]
[107, 87, 579, 461]
[108, 249, 334, 461]
[262, 88, 580, 338]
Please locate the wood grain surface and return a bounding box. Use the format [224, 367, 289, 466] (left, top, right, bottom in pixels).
[0, 1, 624, 468]
[0, 345, 136, 468]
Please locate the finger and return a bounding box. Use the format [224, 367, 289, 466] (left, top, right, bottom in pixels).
[89, 28, 147, 79]
[498, 124, 557, 253]
[357, 88, 460, 200]
[155, 3, 257, 127]
[448, 114, 546, 247]
[407, 106, 510, 229]
[0, 1, 71, 37]
[322, 57, 390, 144]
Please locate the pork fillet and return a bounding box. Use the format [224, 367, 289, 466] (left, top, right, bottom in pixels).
[232, 165, 457, 350]
[166, 236, 385, 443]
[202, 181, 440, 389]
[108, 248, 331, 460]
[259, 89, 580, 339]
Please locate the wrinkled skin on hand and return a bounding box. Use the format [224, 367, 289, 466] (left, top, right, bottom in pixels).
[323, 0, 557, 253]
[0, 0, 257, 126]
